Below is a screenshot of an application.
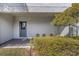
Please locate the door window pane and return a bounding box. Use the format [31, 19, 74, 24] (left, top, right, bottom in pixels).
[21, 22, 26, 29]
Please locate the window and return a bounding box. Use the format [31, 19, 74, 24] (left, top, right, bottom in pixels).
[21, 22, 26, 29]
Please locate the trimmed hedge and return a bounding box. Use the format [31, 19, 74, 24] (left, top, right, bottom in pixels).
[33, 36, 79, 56]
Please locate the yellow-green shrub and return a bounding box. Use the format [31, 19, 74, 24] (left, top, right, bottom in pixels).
[33, 36, 79, 56]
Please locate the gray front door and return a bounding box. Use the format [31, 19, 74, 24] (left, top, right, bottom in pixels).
[19, 21, 27, 37]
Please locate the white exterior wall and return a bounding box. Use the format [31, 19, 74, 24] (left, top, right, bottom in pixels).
[13, 15, 57, 38]
[57, 26, 69, 36]
[0, 14, 13, 44]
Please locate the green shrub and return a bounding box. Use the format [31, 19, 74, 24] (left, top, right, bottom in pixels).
[33, 36, 79, 56]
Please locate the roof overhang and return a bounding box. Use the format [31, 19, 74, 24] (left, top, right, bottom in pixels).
[0, 3, 72, 13]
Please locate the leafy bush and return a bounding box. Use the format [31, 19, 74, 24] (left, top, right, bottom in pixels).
[33, 36, 79, 56]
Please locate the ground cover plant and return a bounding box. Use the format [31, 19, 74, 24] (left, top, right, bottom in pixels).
[33, 36, 79, 56]
[0, 48, 29, 56]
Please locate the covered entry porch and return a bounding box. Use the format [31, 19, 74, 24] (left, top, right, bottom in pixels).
[0, 3, 71, 47]
[0, 13, 57, 46]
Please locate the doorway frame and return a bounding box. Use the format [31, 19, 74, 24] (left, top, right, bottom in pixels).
[19, 21, 27, 37]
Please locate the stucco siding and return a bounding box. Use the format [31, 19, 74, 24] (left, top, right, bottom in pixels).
[0, 14, 13, 44]
[13, 15, 57, 38]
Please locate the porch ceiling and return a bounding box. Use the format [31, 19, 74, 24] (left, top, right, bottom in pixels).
[0, 3, 71, 13]
[26, 3, 71, 12]
[0, 3, 71, 17]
